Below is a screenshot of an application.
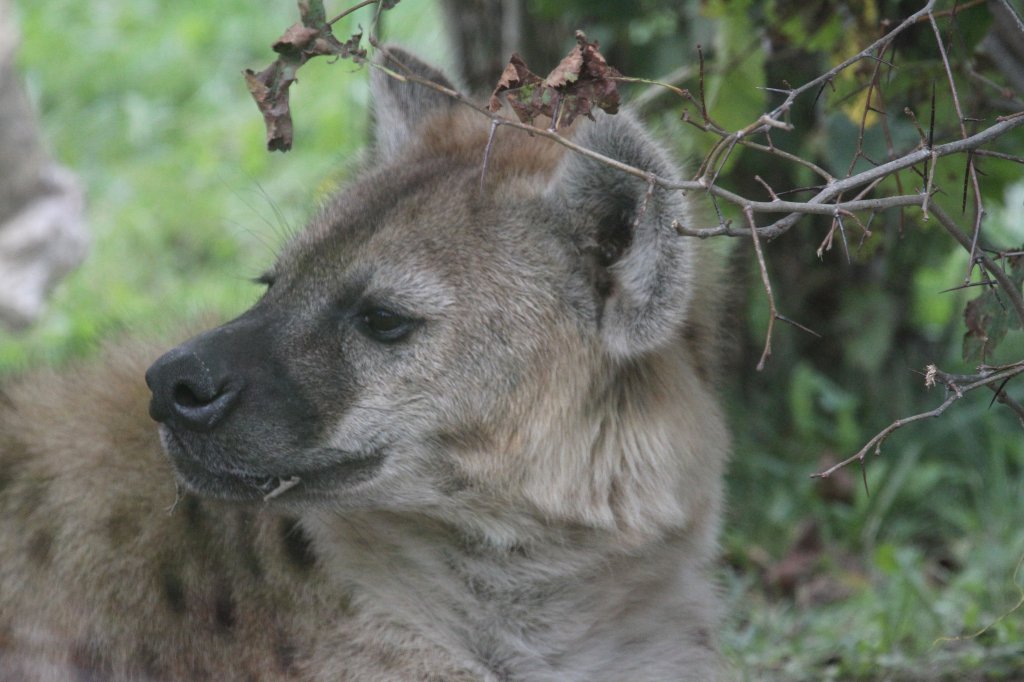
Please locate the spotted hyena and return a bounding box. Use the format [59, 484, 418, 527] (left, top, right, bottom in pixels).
[0, 48, 729, 681]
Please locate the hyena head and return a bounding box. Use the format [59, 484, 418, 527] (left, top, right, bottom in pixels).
[146, 48, 714, 538]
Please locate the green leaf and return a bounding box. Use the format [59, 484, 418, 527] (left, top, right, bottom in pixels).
[703, 1, 766, 134]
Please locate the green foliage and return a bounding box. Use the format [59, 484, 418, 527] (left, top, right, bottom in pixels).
[525, 0, 703, 80]
[1, 0, 442, 371]
[726, 386, 1024, 678]
[702, 0, 767, 135]
[685, 1, 1024, 676]
[787, 362, 861, 451]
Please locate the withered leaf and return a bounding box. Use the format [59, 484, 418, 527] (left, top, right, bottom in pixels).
[244, 0, 372, 151]
[962, 251, 1023, 362]
[274, 23, 321, 53]
[489, 31, 621, 129]
[488, 53, 540, 113]
[963, 294, 1003, 363]
[243, 62, 296, 152]
[543, 47, 584, 89]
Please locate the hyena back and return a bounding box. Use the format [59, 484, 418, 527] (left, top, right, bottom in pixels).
[0, 49, 729, 681]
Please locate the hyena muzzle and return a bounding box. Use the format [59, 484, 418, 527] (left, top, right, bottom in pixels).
[0, 48, 729, 681]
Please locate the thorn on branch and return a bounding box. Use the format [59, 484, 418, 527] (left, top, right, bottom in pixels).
[922, 151, 938, 218]
[860, 459, 870, 497]
[697, 44, 709, 124]
[754, 175, 780, 201]
[327, 0, 380, 26]
[745, 206, 776, 372]
[835, 212, 851, 263]
[480, 118, 501, 191]
[633, 173, 658, 230]
[929, 80, 936, 150]
[905, 106, 928, 146]
[811, 77, 835, 110]
[775, 314, 821, 339]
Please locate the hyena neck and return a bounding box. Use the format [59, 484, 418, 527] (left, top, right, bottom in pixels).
[292, 344, 726, 677]
[303, 509, 719, 679]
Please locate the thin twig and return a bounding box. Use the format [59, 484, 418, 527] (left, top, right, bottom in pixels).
[633, 173, 658, 229]
[679, 115, 1024, 239]
[973, 149, 1024, 164]
[927, 9, 986, 283]
[754, 175, 780, 201]
[931, 204, 1024, 328]
[767, 1, 938, 122]
[371, 48, 1024, 244]
[615, 71, 693, 109]
[813, 361, 1024, 479]
[327, 0, 378, 26]
[745, 206, 776, 372]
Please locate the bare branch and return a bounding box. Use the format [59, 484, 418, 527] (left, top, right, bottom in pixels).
[327, 0, 378, 26]
[813, 361, 1024, 479]
[369, 31, 1024, 249]
[767, 1, 937, 122]
[926, 8, 986, 283]
[258, 1, 1024, 495]
[689, 114, 1024, 239]
[973, 149, 1024, 164]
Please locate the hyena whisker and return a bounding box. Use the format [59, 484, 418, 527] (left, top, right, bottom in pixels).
[223, 176, 298, 257]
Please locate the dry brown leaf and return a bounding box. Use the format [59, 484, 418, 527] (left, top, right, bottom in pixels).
[489, 31, 621, 129]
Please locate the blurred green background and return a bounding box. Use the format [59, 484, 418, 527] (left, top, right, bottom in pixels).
[4, 1, 1023, 679]
[2, 0, 449, 369]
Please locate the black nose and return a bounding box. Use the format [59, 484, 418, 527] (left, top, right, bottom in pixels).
[146, 345, 241, 432]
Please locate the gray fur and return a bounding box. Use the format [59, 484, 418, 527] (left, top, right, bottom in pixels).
[0, 48, 730, 680]
[548, 110, 696, 358]
[370, 47, 458, 161]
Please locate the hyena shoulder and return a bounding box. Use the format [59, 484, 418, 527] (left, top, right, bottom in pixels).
[1, 47, 730, 681]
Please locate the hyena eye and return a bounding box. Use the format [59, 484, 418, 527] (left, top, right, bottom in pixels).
[357, 308, 417, 344]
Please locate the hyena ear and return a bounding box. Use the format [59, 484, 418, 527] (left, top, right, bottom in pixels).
[550, 111, 696, 359]
[370, 46, 458, 161]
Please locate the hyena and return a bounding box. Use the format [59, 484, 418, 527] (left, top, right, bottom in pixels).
[0, 48, 729, 681]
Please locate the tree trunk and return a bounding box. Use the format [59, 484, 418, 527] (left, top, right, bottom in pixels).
[438, 0, 566, 92]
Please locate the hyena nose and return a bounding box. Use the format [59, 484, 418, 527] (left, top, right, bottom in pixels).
[145, 346, 241, 433]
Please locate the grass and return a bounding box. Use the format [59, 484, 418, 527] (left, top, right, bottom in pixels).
[4, 1, 1023, 679]
[722, 398, 1024, 680]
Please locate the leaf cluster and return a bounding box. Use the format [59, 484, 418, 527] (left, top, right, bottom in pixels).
[243, 0, 399, 151]
[487, 31, 622, 128]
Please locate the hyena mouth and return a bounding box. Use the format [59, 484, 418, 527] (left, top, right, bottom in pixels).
[159, 427, 386, 502]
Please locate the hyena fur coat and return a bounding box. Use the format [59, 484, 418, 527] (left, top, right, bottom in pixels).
[0, 49, 729, 681]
